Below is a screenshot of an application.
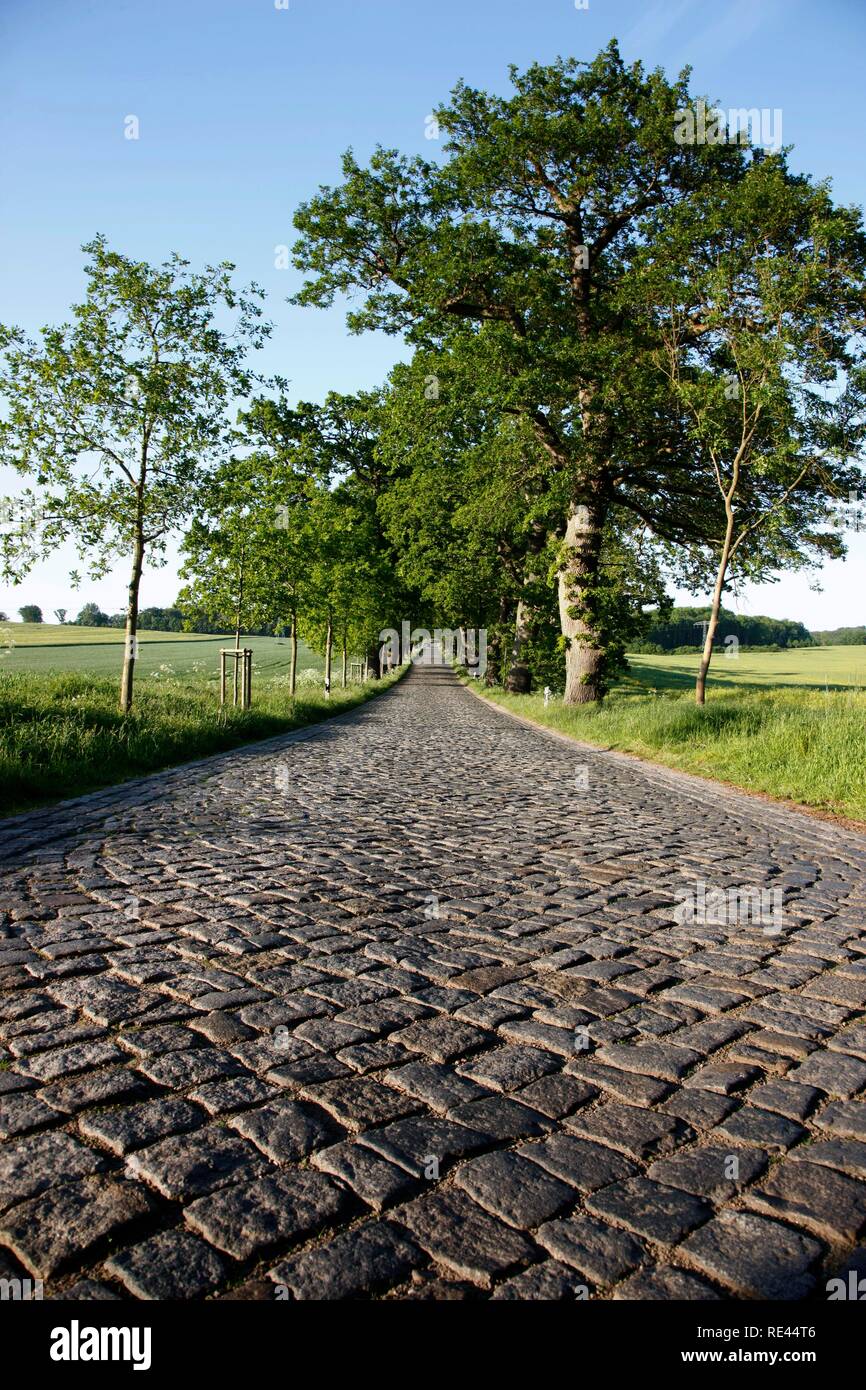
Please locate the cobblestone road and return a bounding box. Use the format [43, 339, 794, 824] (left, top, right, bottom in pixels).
[1, 663, 865, 1301]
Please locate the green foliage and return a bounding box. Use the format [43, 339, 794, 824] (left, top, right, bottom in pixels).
[0, 236, 270, 708]
[646, 606, 812, 651]
[135, 607, 182, 632]
[17, 605, 42, 623]
[812, 626, 866, 646]
[74, 603, 110, 627]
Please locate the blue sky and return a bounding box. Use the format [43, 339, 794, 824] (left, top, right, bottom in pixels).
[1, 0, 864, 627]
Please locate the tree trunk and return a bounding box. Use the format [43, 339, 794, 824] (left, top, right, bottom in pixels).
[366, 645, 380, 679]
[558, 499, 607, 705]
[120, 530, 145, 714]
[696, 506, 736, 706]
[506, 521, 546, 694]
[506, 597, 534, 693]
[324, 613, 333, 698]
[341, 627, 347, 688]
[486, 594, 511, 687]
[233, 553, 245, 707]
[290, 607, 298, 696]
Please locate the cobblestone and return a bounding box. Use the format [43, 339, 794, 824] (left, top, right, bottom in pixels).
[536, 1212, 645, 1285]
[454, 1148, 577, 1228]
[268, 1221, 423, 1299]
[105, 1228, 226, 1300]
[0, 1177, 154, 1280]
[679, 1209, 824, 1299]
[1, 663, 864, 1299]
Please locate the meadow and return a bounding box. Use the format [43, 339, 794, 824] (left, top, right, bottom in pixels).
[477, 645, 866, 826]
[627, 645, 866, 692]
[0, 624, 322, 680]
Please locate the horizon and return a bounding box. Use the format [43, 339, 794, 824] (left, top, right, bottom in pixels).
[1, 0, 864, 627]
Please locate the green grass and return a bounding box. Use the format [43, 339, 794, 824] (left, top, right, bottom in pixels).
[627, 645, 866, 692]
[0, 628, 323, 680]
[0, 666, 404, 818]
[0, 622, 219, 646]
[475, 647, 866, 824]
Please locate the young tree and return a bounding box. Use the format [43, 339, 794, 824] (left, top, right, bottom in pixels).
[0, 236, 269, 710]
[233, 396, 332, 695]
[177, 459, 276, 703]
[53, 608, 67, 624]
[179, 401, 360, 701]
[644, 156, 866, 702]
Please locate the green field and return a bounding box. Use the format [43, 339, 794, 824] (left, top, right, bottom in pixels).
[475, 645, 866, 825]
[626, 645, 866, 692]
[0, 624, 323, 681]
[0, 622, 217, 646]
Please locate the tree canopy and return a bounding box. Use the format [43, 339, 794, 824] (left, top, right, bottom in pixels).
[292, 41, 866, 701]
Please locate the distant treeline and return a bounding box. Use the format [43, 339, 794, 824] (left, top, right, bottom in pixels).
[636, 606, 849, 653]
[810, 626, 866, 646]
[63, 601, 865, 649]
[70, 603, 279, 637]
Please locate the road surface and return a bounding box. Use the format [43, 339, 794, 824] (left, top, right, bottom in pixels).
[1, 663, 865, 1300]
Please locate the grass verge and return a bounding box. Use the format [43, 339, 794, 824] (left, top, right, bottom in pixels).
[472, 682, 866, 826]
[0, 667, 406, 818]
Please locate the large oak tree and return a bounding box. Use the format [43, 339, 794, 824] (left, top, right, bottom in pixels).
[290, 44, 748, 700]
[291, 42, 866, 703]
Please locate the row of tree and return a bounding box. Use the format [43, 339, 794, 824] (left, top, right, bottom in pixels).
[811, 626, 866, 646]
[1, 43, 864, 710]
[640, 607, 813, 652]
[6, 603, 293, 634]
[8, 595, 855, 653]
